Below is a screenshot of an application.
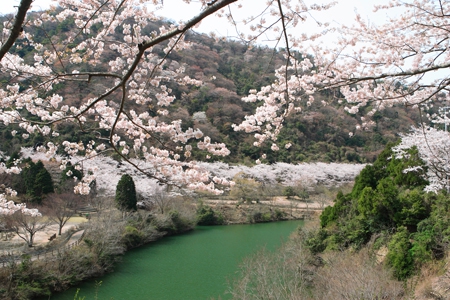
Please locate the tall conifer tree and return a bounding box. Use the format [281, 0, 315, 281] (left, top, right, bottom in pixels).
[115, 174, 137, 211]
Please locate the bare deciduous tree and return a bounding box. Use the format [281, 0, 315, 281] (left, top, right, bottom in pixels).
[43, 193, 85, 235]
[230, 172, 263, 204]
[3, 210, 49, 247]
[152, 190, 174, 215]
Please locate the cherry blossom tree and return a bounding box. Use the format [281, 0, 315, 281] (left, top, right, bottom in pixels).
[393, 126, 450, 193]
[0, 0, 339, 198]
[1, 0, 237, 197]
[0, 194, 41, 217]
[23, 148, 365, 197]
[234, 0, 450, 160]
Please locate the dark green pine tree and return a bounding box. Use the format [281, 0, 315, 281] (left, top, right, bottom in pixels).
[115, 174, 137, 212]
[22, 160, 54, 203]
[22, 159, 39, 197]
[35, 161, 54, 194]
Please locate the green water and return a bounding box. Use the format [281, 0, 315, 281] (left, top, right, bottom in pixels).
[51, 220, 303, 300]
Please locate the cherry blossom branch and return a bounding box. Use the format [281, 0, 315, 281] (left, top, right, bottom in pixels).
[54, 0, 238, 124]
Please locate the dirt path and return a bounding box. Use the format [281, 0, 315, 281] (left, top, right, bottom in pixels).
[30, 216, 89, 246]
[0, 216, 89, 254]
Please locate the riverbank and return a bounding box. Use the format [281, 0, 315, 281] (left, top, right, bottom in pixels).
[0, 193, 325, 299]
[202, 196, 324, 224]
[49, 220, 306, 300]
[0, 217, 89, 251]
[0, 198, 195, 299]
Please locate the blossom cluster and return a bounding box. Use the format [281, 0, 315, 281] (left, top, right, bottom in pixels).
[198, 161, 365, 188]
[393, 127, 450, 193]
[23, 148, 235, 196]
[0, 195, 41, 217]
[0, 160, 39, 216]
[2, 0, 447, 196]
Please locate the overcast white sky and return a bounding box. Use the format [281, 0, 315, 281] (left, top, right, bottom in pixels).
[0, 0, 393, 40]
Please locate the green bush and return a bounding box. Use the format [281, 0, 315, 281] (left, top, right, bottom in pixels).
[282, 186, 296, 199]
[274, 209, 287, 220]
[169, 210, 194, 233]
[196, 204, 224, 225]
[305, 228, 328, 254]
[247, 211, 262, 223]
[247, 210, 274, 223]
[386, 226, 414, 280]
[5, 255, 53, 299]
[122, 225, 144, 249]
[151, 210, 195, 234]
[320, 191, 350, 227]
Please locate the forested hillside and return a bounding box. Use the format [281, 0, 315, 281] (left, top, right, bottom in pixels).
[0, 11, 438, 164]
[315, 143, 449, 280]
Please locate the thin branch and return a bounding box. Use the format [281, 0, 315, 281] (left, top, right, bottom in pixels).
[276, 0, 291, 104]
[68, 0, 238, 121]
[0, 0, 33, 60]
[333, 62, 450, 86]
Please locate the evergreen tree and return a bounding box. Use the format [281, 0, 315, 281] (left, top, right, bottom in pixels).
[36, 161, 54, 194]
[22, 160, 54, 203]
[6, 151, 21, 168]
[115, 174, 137, 212]
[312, 143, 435, 279]
[386, 226, 414, 280]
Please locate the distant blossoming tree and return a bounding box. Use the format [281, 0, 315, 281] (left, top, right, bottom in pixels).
[0, 162, 40, 216]
[393, 127, 450, 193]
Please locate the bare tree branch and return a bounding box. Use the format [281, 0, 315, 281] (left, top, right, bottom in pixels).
[0, 0, 33, 60]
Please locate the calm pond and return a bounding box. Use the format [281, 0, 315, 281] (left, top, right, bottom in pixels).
[50, 220, 303, 300]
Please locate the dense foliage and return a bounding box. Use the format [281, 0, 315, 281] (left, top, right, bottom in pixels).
[196, 202, 224, 225]
[19, 159, 54, 203]
[314, 143, 450, 280]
